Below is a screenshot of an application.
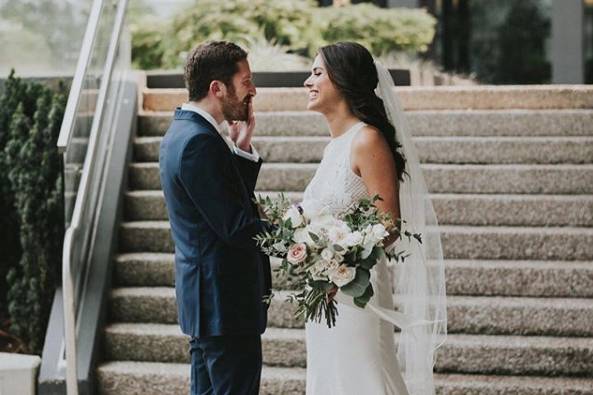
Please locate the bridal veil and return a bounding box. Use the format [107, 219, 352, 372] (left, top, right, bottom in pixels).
[374, 62, 447, 395]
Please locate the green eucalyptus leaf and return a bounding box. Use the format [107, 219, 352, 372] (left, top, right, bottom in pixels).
[284, 218, 293, 229]
[353, 284, 374, 308]
[359, 251, 378, 270]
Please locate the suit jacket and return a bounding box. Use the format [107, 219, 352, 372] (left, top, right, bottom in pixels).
[159, 109, 272, 338]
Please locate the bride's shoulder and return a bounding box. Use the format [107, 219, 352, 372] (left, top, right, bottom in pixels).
[352, 124, 389, 154]
[351, 123, 394, 176]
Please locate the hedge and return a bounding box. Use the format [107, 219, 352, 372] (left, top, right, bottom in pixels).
[0, 71, 66, 354]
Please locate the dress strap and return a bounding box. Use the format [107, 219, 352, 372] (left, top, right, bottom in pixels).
[348, 121, 366, 137]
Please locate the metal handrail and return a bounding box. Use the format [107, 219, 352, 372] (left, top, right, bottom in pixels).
[56, 0, 103, 154]
[60, 0, 129, 394]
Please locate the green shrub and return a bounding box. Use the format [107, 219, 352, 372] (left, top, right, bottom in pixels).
[241, 36, 311, 71]
[317, 4, 436, 56]
[131, 18, 170, 70]
[132, 0, 323, 69]
[1, 71, 66, 354]
[0, 71, 33, 323]
[130, 1, 436, 70]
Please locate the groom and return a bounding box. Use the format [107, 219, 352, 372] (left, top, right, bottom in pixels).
[159, 41, 272, 395]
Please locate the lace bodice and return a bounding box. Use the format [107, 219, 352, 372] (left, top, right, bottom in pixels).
[303, 122, 368, 214]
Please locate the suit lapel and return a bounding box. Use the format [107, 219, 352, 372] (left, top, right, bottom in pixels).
[174, 109, 230, 151]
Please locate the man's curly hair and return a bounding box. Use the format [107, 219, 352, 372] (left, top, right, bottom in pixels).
[184, 41, 248, 101]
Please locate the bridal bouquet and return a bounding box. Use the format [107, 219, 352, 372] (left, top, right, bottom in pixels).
[255, 194, 422, 328]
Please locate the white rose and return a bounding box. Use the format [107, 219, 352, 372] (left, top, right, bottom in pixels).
[362, 224, 381, 245]
[344, 231, 363, 247]
[293, 226, 321, 247]
[283, 206, 304, 228]
[321, 248, 334, 261]
[372, 224, 388, 240]
[293, 228, 309, 243]
[327, 222, 351, 246]
[329, 264, 357, 287]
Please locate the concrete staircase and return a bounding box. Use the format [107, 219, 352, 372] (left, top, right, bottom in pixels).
[97, 86, 593, 394]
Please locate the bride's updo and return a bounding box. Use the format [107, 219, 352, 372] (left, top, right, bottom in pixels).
[318, 42, 407, 181]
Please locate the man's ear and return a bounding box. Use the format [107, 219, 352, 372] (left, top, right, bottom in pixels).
[210, 80, 226, 98]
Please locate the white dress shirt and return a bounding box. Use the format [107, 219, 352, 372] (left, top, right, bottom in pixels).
[181, 103, 260, 162]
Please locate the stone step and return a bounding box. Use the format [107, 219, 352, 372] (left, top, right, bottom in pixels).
[256, 163, 593, 194]
[114, 253, 593, 298]
[124, 190, 593, 227]
[96, 360, 593, 395]
[103, 323, 593, 376]
[114, 253, 175, 287]
[138, 109, 593, 138]
[442, 259, 593, 298]
[437, 225, 593, 260]
[109, 287, 593, 337]
[133, 136, 593, 164]
[128, 162, 593, 194]
[97, 361, 305, 395]
[142, 86, 593, 112]
[119, 221, 593, 260]
[103, 324, 306, 367]
[267, 293, 593, 336]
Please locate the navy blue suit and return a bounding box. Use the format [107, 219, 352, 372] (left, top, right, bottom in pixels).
[159, 109, 272, 394]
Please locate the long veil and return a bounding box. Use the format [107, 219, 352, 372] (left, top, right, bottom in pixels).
[375, 62, 447, 395]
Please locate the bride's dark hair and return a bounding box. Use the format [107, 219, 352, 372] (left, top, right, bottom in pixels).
[319, 42, 407, 181]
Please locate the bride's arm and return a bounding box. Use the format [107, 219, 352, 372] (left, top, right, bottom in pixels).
[351, 125, 401, 248]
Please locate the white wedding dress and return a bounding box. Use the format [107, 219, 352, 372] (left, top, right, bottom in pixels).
[302, 121, 409, 395]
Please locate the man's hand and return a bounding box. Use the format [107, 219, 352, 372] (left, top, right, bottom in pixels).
[229, 98, 255, 152]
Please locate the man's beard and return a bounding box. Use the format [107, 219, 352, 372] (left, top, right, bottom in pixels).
[221, 86, 250, 122]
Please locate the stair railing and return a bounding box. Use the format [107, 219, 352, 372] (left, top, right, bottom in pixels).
[57, 0, 129, 393]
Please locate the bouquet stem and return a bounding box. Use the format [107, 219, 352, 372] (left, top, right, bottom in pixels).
[296, 288, 339, 328]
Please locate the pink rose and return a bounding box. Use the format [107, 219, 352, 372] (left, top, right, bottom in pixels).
[287, 243, 307, 265]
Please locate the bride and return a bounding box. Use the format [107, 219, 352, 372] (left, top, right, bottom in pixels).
[301, 42, 447, 395]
